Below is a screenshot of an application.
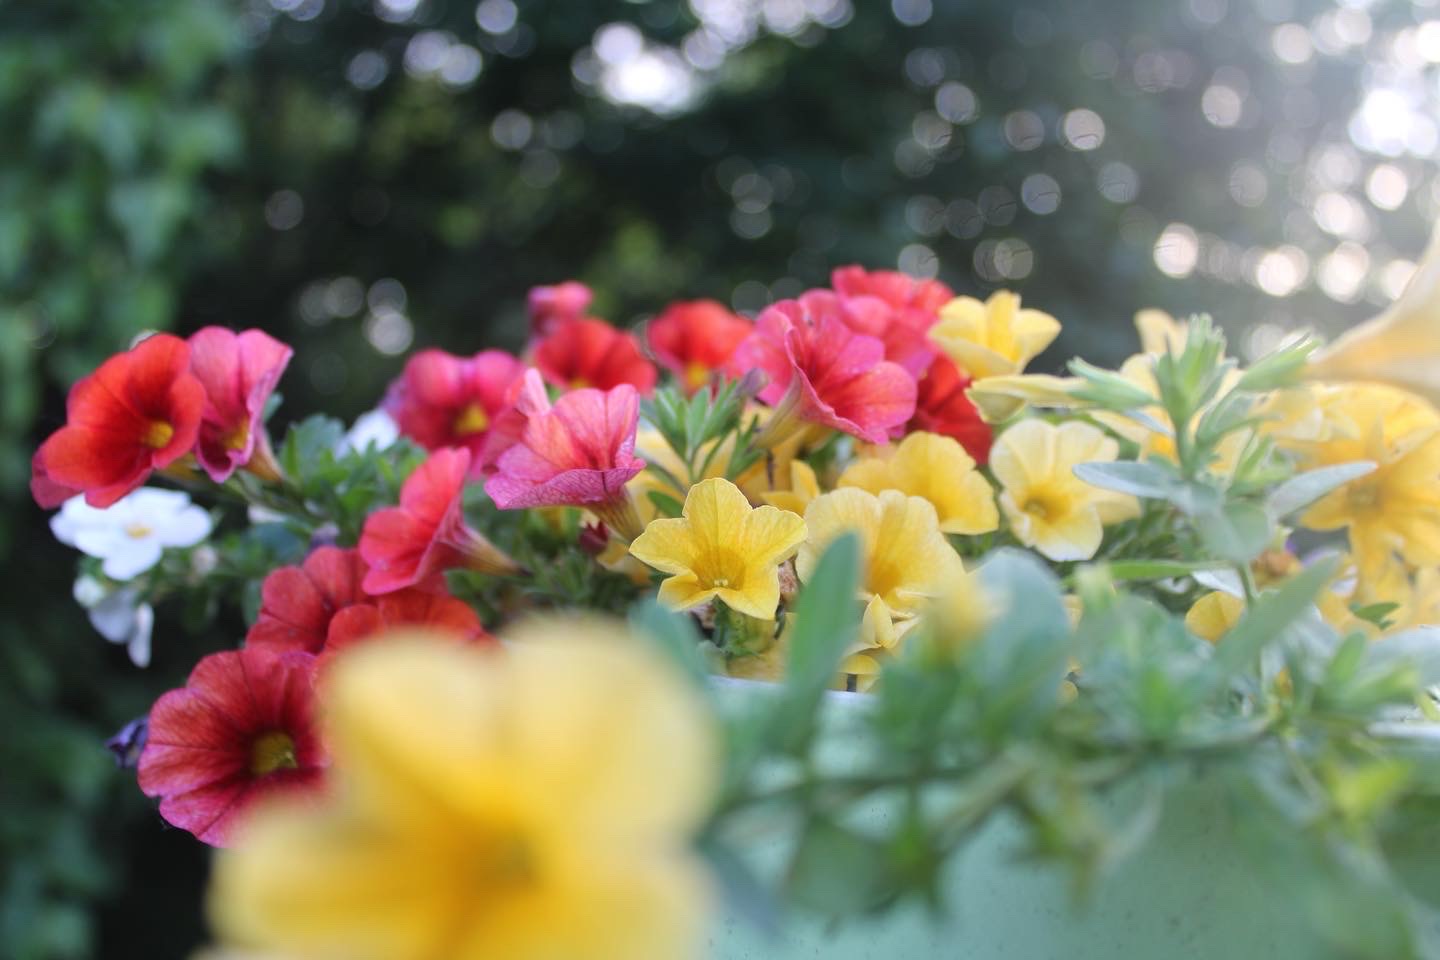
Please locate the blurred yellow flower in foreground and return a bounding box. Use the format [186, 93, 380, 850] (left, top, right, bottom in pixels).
[838, 431, 998, 535]
[1307, 224, 1440, 407]
[210, 626, 716, 960]
[629, 477, 807, 619]
[798, 488, 964, 616]
[930, 290, 1061, 380]
[990, 420, 1140, 562]
[1294, 384, 1440, 580]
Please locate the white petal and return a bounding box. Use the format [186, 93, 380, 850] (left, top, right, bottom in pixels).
[337, 409, 399, 454]
[72, 576, 106, 608]
[101, 539, 164, 581]
[71, 526, 129, 560]
[89, 590, 141, 643]
[127, 605, 154, 667]
[125, 488, 193, 517]
[154, 506, 212, 547]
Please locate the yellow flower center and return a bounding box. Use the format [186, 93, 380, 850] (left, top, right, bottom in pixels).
[453, 402, 490, 436]
[695, 547, 747, 592]
[250, 731, 299, 777]
[143, 420, 175, 449]
[1019, 488, 1071, 523]
[1346, 480, 1381, 512]
[684, 361, 710, 391]
[123, 522, 153, 539]
[223, 419, 251, 452]
[472, 831, 536, 891]
[570, 377, 591, 389]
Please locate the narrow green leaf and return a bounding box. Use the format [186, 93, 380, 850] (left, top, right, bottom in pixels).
[1196, 500, 1272, 564]
[1101, 558, 1229, 581]
[1209, 557, 1337, 677]
[1268, 461, 1376, 519]
[1073, 460, 1220, 515]
[646, 489, 685, 518]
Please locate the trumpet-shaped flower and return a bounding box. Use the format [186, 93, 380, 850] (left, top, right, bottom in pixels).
[990, 420, 1140, 561]
[929, 291, 1061, 380]
[360, 448, 522, 594]
[838, 432, 998, 535]
[247, 546, 486, 655]
[484, 373, 646, 535]
[382, 349, 525, 471]
[187, 327, 293, 483]
[963, 373, 1084, 424]
[1306, 223, 1440, 406]
[51, 488, 212, 580]
[727, 298, 916, 445]
[32, 333, 205, 508]
[759, 459, 822, 517]
[533, 317, 657, 393]
[797, 488, 964, 615]
[526, 280, 592, 338]
[909, 354, 993, 463]
[629, 477, 807, 619]
[646, 300, 753, 393]
[138, 646, 326, 846]
[1295, 383, 1440, 578]
[209, 625, 716, 960]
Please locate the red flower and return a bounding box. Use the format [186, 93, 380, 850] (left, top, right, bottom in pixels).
[247, 545, 490, 659]
[527, 280, 593, 338]
[532, 317, 657, 394]
[727, 299, 917, 446]
[188, 327, 293, 483]
[382, 348, 525, 473]
[33, 334, 205, 508]
[826, 267, 953, 376]
[646, 300, 753, 393]
[910, 354, 993, 464]
[137, 646, 326, 846]
[321, 590, 491, 668]
[359, 447, 521, 594]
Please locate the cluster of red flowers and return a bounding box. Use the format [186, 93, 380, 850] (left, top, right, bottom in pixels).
[35, 265, 991, 848]
[138, 545, 494, 845]
[32, 328, 293, 508]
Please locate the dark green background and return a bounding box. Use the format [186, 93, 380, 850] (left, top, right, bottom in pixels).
[3, 0, 1432, 956]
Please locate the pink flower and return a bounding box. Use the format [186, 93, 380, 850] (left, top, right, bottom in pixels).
[532, 317, 658, 394]
[187, 328, 293, 483]
[382, 348, 525, 473]
[824, 267, 953, 376]
[359, 448, 522, 594]
[727, 298, 917, 445]
[527, 280, 593, 338]
[484, 371, 646, 537]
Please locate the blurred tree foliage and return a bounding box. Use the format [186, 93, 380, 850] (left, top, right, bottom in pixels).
[3, 0, 1433, 956]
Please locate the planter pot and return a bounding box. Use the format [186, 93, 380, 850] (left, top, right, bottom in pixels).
[704, 680, 1393, 960]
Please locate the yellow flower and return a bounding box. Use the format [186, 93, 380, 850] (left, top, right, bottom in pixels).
[964, 373, 1083, 423]
[1134, 308, 1187, 356]
[990, 419, 1140, 561]
[1184, 591, 1245, 643]
[1306, 224, 1440, 406]
[1295, 383, 1440, 579]
[629, 477, 807, 619]
[797, 488, 965, 616]
[930, 291, 1061, 380]
[210, 626, 716, 960]
[838, 432, 998, 535]
[759, 459, 821, 517]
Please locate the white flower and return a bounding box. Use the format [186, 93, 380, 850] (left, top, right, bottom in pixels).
[336, 409, 399, 455]
[51, 488, 212, 581]
[88, 588, 155, 667]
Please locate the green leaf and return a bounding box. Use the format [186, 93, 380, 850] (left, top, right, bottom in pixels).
[1208, 557, 1337, 678]
[628, 601, 711, 690]
[1268, 461, 1376, 519]
[645, 489, 684, 519]
[771, 533, 861, 752]
[1073, 460, 1220, 515]
[1196, 500, 1272, 564]
[786, 819, 889, 915]
[1100, 558, 1229, 582]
